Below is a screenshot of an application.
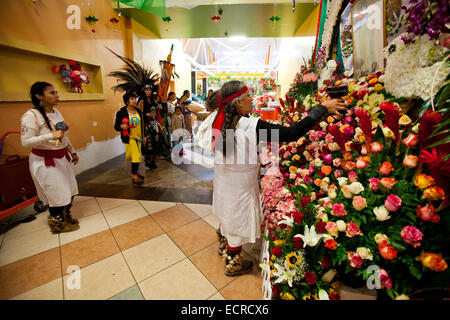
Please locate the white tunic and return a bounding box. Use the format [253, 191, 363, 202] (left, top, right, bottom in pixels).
[21, 108, 78, 207]
[196, 111, 262, 247]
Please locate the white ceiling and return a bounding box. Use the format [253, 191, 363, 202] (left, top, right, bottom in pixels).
[182, 37, 281, 75]
[166, 0, 315, 9]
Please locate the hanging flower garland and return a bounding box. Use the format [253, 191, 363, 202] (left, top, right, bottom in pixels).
[162, 16, 172, 31]
[270, 15, 281, 32]
[52, 60, 89, 93]
[109, 17, 119, 32]
[211, 6, 221, 24]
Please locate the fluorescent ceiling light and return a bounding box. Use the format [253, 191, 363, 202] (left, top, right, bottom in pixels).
[229, 36, 247, 42]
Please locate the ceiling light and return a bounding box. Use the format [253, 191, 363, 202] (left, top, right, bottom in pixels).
[229, 36, 247, 42]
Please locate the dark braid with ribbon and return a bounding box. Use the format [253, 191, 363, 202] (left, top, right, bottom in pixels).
[211, 81, 248, 154]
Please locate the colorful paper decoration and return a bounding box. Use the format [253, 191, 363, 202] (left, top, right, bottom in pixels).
[211, 6, 221, 24]
[85, 10, 99, 33]
[162, 16, 172, 31]
[270, 5, 280, 31]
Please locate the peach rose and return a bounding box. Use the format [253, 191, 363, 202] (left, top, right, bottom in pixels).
[416, 203, 440, 223]
[403, 133, 419, 148]
[321, 165, 332, 176]
[423, 186, 446, 201]
[380, 177, 396, 190]
[371, 142, 384, 153]
[417, 253, 448, 272]
[379, 162, 395, 175]
[403, 155, 419, 168]
[352, 196, 367, 211]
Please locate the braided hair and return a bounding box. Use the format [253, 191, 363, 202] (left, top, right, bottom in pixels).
[30, 81, 53, 130]
[211, 80, 247, 155]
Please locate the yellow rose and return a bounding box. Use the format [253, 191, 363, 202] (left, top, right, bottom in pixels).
[374, 83, 384, 92]
[414, 174, 435, 190]
[273, 240, 285, 246]
[293, 115, 299, 121]
[292, 154, 300, 161]
[289, 166, 298, 173]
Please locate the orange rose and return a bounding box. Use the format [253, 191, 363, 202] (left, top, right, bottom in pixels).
[379, 245, 397, 260]
[380, 177, 397, 190]
[342, 161, 356, 171]
[346, 96, 355, 105]
[321, 166, 332, 176]
[314, 179, 323, 187]
[325, 239, 338, 250]
[379, 162, 395, 175]
[417, 253, 448, 272]
[343, 152, 353, 161]
[414, 174, 435, 190]
[423, 186, 446, 201]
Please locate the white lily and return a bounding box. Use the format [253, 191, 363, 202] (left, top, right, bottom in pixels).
[272, 261, 296, 287]
[278, 215, 294, 228]
[294, 225, 329, 248]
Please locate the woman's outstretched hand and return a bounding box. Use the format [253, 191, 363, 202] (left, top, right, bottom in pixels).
[321, 98, 347, 116]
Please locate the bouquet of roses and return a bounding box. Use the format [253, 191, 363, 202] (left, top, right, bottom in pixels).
[288, 58, 319, 102]
[262, 72, 449, 300]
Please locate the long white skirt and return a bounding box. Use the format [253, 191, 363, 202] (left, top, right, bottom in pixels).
[29, 153, 78, 207]
[213, 163, 262, 248]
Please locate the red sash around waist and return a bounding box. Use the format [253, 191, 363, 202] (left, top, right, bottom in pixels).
[31, 147, 71, 167]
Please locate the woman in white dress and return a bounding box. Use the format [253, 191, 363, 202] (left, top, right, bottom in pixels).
[196, 81, 346, 276]
[21, 82, 80, 233]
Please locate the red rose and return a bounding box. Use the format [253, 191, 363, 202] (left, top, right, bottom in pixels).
[272, 285, 281, 297]
[305, 271, 317, 285]
[68, 59, 76, 66]
[280, 167, 286, 173]
[316, 221, 327, 234]
[301, 196, 311, 206]
[293, 211, 304, 224]
[272, 246, 282, 257]
[379, 245, 397, 260]
[293, 237, 304, 249]
[329, 294, 340, 300]
[325, 239, 338, 250]
[321, 256, 332, 269]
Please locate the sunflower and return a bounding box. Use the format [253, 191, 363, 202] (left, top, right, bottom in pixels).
[286, 252, 301, 268]
[281, 292, 295, 300]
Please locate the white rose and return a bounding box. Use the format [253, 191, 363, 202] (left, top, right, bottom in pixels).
[314, 159, 324, 167]
[320, 121, 328, 129]
[347, 182, 365, 195]
[336, 220, 347, 232]
[373, 205, 391, 221]
[328, 188, 337, 200]
[337, 177, 348, 187]
[342, 185, 353, 199]
[356, 247, 373, 261]
[329, 142, 340, 151]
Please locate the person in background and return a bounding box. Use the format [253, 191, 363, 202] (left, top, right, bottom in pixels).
[143, 106, 162, 169]
[207, 89, 214, 100]
[171, 106, 186, 157]
[196, 80, 346, 276]
[179, 89, 193, 135]
[166, 91, 177, 129]
[21, 81, 80, 234]
[114, 92, 145, 185]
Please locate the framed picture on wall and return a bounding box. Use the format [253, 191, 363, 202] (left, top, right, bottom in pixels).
[351, 0, 386, 76]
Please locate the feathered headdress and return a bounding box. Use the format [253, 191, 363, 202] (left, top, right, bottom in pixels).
[106, 47, 159, 95]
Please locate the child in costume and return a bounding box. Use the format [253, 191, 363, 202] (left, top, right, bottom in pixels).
[21, 81, 80, 234]
[196, 81, 346, 276]
[114, 92, 145, 185]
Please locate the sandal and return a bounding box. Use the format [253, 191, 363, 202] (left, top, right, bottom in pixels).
[132, 176, 144, 185]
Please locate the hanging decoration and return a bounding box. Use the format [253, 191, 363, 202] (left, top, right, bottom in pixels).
[210, 6, 221, 24]
[117, 1, 122, 17]
[292, 0, 296, 12]
[162, 16, 172, 31]
[270, 4, 281, 32]
[109, 17, 119, 32]
[85, 10, 99, 34]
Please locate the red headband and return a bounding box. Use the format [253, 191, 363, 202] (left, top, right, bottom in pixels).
[211, 86, 248, 150]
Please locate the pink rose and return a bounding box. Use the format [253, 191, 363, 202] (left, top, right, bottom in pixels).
[346, 221, 362, 238]
[289, 173, 297, 180]
[333, 158, 342, 167]
[347, 251, 365, 268]
[403, 155, 419, 168]
[352, 196, 367, 211]
[379, 269, 392, 289]
[309, 166, 315, 174]
[283, 151, 291, 159]
[361, 145, 368, 155]
[326, 222, 338, 237]
[343, 126, 355, 136]
[334, 169, 344, 178]
[371, 142, 384, 153]
[401, 226, 423, 248]
[348, 171, 359, 183]
[323, 154, 333, 164]
[369, 178, 381, 191]
[385, 194, 402, 212]
[331, 203, 347, 217]
[403, 133, 419, 148]
[356, 157, 367, 169]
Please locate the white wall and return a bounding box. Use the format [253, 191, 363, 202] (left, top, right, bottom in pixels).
[133, 36, 192, 98]
[277, 37, 316, 98]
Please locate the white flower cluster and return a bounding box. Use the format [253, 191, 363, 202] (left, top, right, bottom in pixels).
[384, 33, 450, 100]
[319, 0, 345, 67]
